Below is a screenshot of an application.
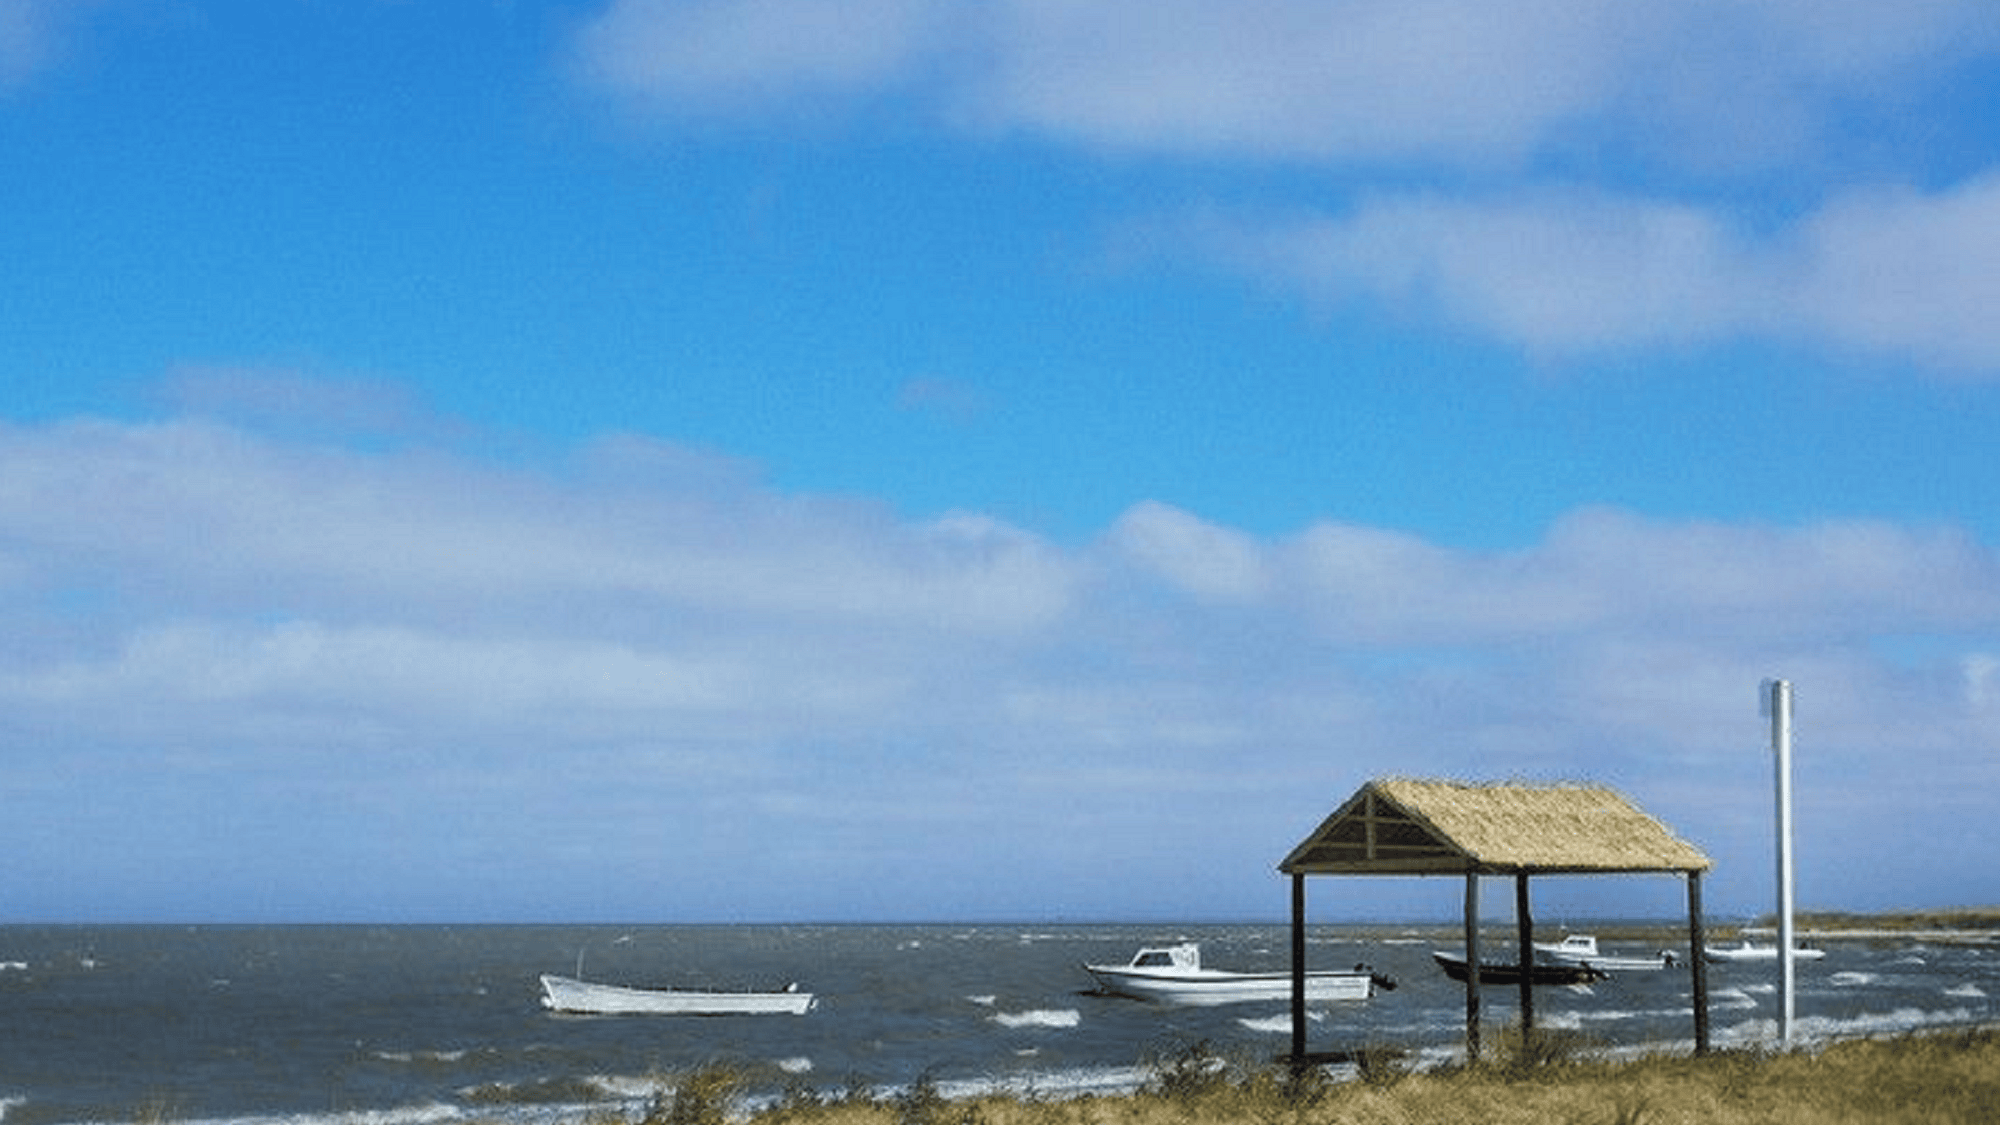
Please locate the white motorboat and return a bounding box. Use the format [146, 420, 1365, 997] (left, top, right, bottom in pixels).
[539, 973, 815, 1016]
[1534, 934, 1679, 971]
[1081, 943, 1391, 1006]
[1703, 940, 1827, 964]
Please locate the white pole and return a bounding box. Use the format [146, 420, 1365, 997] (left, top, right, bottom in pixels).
[1768, 678, 1796, 1046]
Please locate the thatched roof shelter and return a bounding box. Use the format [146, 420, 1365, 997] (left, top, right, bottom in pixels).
[1277, 779, 1715, 1064]
[1280, 778, 1712, 876]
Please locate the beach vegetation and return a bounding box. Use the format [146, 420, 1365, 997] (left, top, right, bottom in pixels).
[674, 1026, 2000, 1125]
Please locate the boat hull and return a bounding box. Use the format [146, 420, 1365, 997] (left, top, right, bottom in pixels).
[1082, 964, 1377, 1006]
[1432, 952, 1607, 986]
[539, 974, 814, 1016]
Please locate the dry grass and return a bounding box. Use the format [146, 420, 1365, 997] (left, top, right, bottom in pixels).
[640, 1027, 2000, 1125]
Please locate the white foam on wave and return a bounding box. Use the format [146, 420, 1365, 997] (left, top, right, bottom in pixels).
[1943, 983, 1986, 999]
[776, 1057, 814, 1074]
[965, 994, 997, 1006]
[167, 1100, 467, 1125]
[991, 1008, 1080, 1030]
[1830, 971, 1878, 987]
[1711, 987, 1759, 1011]
[1574, 1005, 1689, 1024]
[1718, 1005, 1982, 1048]
[0, 1096, 26, 1123]
[927, 1065, 1149, 1102]
[1236, 1010, 1324, 1034]
[375, 1048, 470, 1065]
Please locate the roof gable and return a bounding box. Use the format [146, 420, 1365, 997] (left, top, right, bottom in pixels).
[1279, 778, 1713, 876]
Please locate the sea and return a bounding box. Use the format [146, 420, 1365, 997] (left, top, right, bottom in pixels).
[2, 922, 1995, 1125]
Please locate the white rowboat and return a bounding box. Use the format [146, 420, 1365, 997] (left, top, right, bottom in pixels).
[1703, 940, 1827, 964]
[539, 973, 815, 1016]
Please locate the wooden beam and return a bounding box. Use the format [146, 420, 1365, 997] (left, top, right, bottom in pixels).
[1464, 871, 1482, 1060]
[1516, 872, 1535, 1037]
[1688, 870, 1710, 1055]
[1290, 872, 1307, 1066]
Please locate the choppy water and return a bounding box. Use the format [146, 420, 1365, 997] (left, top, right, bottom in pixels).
[1, 923, 1994, 1125]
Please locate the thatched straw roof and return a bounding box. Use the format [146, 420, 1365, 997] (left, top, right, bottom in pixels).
[1279, 778, 1712, 876]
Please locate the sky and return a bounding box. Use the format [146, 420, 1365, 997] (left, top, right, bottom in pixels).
[3, 0, 1999, 925]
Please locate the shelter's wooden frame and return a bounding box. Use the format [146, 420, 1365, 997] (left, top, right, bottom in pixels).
[1278, 779, 1714, 1063]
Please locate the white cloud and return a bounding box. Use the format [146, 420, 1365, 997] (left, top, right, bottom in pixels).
[1213, 190, 1761, 352]
[1189, 172, 2000, 373]
[572, 0, 955, 113]
[961, 0, 1623, 164]
[1106, 499, 1268, 602]
[572, 0, 1998, 170]
[0, 0, 58, 87]
[1787, 174, 2000, 371]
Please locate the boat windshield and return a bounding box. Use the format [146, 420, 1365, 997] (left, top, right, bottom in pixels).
[1131, 944, 1201, 969]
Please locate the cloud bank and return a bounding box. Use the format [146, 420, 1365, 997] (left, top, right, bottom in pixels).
[4, 403, 1995, 919]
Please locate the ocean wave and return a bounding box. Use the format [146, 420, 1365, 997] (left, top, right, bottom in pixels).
[165, 1100, 469, 1125]
[991, 1008, 1080, 1029]
[375, 1048, 471, 1065]
[1830, 971, 1879, 987]
[1235, 1010, 1325, 1034]
[1711, 987, 1760, 1011]
[928, 1065, 1149, 1101]
[1942, 983, 1985, 999]
[1717, 1004, 1983, 1047]
[459, 1076, 611, 1107]
[1574, 1005, 1694, 1024]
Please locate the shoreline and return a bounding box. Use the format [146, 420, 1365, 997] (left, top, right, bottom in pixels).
[1739, 926, 2000, 944]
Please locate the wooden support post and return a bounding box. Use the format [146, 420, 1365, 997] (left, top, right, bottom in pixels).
[1290, 872, 1307, 1067]
[1515, 872, 1535, 1037]
[1464, 871, 1482, 1060]
[1688, 870, 1710, 1055]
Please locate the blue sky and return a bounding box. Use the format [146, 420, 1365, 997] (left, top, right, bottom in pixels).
[4, 1, 1999, 924]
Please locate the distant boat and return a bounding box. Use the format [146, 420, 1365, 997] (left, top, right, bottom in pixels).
[1703, 940, 1827, 964]
[1534, 934, 1679, 972]
[539, 973, 815, 1016]
[1082, 943, 1392, 1006]
[1432, 950, 1607, 986]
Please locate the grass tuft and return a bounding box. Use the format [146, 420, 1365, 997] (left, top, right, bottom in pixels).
[641, 1064, 745, 1125]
